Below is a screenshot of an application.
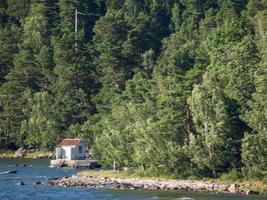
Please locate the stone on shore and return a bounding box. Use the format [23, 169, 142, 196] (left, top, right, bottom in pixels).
[228, 183, 240, 193]
[245, 189, 260, 195]
[14, 147, 26, 158]
[48, 153, 55, 159]
[37, 153, 45, 158]
[48, 175, 228, 193]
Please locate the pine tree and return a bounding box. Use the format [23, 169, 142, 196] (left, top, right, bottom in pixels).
[0, 26, 19, 85]
[0, 2, 53, 146]
[0, 0, 266, 180]
[93, 9, 132, 113]
[51, 0, 96, 138]
[0, 0, 7, 27]
[7, 0, 31, 24]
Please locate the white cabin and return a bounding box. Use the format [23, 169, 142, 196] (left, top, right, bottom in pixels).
[56, 138, 87, 160]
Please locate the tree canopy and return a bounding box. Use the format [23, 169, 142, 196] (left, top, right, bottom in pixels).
[0, 0, 266, 179]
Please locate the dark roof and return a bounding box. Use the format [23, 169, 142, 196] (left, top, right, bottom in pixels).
[59, 138, 81, 146]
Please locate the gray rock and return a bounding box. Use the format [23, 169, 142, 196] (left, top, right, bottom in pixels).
[17, 182, 25, 186]
[28, 148, 36, 153]
[245, 189, 259, 195]
[228, 184, 240, 193]
[48, 153, 55, 159]
[14, 147, 26, 158]
[47, 175, 231, 194]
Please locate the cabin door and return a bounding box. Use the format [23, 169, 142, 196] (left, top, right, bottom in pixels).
[56, 147, 62, 159]
[71, 147, 76, 160]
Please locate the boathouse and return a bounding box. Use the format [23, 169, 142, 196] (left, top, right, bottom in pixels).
[56, 138, 87, 160]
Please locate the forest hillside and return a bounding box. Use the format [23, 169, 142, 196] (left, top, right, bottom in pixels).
[0, 0, 266, 179]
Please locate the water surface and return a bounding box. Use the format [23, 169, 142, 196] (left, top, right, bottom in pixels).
[0, 159, 265, 200]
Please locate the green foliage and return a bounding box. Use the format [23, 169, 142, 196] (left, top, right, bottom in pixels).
[242, 132, 267, 178]
[0, 2, 53, 147]
[0, 0, 7, 27]
[188, 73, 234, 177]
[0, 0, 266, 181]
[242, 24, 267, 177]
[22, 91, 59, 149]
[7, 0, 31, 24]
[0, 25, 19, 84]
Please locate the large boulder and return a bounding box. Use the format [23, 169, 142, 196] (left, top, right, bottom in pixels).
[228, 184, 240, 193]
[16, 182, 25, 186]
[245, 189, 260, 195]
[48, 152, 55, 159]
[13, 147, 26, 158]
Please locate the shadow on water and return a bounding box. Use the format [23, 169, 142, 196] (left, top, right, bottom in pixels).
[0, 159, 266, 200]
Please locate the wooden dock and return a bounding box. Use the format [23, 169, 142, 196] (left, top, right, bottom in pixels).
[50, 159, 100, 169]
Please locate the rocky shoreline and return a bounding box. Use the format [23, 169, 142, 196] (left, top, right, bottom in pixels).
[47, 174, 257, 195]
[0, 148, 54, 159]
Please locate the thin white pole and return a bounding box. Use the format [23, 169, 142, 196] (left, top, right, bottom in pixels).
[74, 9, 99, 51]
[75, 9, 78, 52]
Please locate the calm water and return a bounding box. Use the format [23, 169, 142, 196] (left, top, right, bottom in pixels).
[0, 159, 266, 200]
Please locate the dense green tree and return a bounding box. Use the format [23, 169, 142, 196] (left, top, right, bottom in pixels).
[0, 0, 266, 180]
[188, 15, 261, 176]
[51, 0, 97, 138]
[241, 7, 267, 177]
[242, 65, 267, 177]
[21, 91, 59, 149]
[242, 72, 266, 176]
[93, 60, 156, 168]
[0, 25, 19, 85]
[93, 10, 134, 113]
[188, 72, 235, 177]
[0, 2, 53, 147]
[7, 0, 31, 24]
[0, 0, 8, 26]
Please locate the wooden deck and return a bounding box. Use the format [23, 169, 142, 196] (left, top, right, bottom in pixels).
[50, 159, 99, 168]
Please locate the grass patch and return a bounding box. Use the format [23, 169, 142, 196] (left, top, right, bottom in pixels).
[0, 150, 14, 158]
[79, 170, 150, 179]
[240, 180, 267, 194]
[0, 149, 52, 158]
[24, 150, 52, 158]
[78, 169, 267, 194]
[78, 169, 168, 180]
[216, 169, 244, 183]
[207, 170, 267, 195]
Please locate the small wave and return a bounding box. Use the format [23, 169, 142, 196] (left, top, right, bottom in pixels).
[177, 197, 194, 200]
[145, 196, 159, 200]
[34, 176, 48, 179]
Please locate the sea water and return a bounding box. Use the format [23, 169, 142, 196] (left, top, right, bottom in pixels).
[0, 159, 266, 200]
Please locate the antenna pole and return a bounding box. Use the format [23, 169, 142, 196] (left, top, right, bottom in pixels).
[75, 9, 78, 52]
[74, 9, 99, 51]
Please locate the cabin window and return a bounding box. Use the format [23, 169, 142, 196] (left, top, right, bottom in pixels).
[78, 145, 82, 154]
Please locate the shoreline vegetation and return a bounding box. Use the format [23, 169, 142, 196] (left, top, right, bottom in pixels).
[0, 151, 266, 195]
[48, 170, 267, 196]
[0, 150, 53, 159]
